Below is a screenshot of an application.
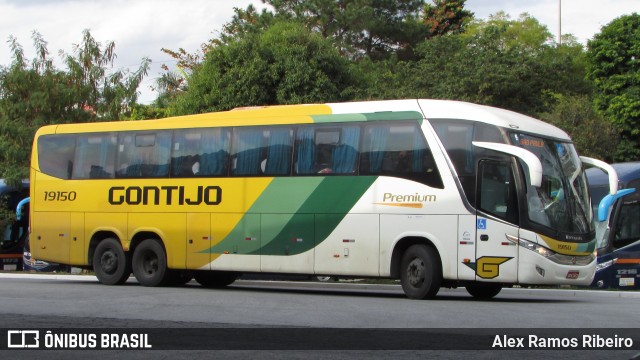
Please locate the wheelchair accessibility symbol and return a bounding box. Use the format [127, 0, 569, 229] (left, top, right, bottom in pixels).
[477, 219, 487, 230]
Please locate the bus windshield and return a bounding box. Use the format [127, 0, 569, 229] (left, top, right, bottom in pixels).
[512, 134, 593, 236]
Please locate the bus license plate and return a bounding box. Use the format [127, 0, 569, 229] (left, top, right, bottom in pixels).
[619, 278, 635, 287]
[566, 271, 579, 279]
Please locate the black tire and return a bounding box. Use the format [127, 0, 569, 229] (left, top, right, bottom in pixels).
[163, 270, 194, 286]
[194, 271, 238, 288]
[465, 283, 502, 299]
[400, 244, 442, 299]
[93, 238, 131, 285]
[132, 239, 168, 287]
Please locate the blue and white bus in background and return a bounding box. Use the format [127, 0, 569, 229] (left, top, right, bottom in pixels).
[17, 197, 70, 272]
[587, 162, 640, 289]
[1, 179, 67, 272]
[0, 179, 29, 270]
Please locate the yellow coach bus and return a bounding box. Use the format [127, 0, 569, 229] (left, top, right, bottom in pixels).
[29, 99, 617, 299]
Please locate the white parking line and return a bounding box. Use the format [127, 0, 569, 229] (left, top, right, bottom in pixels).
[0, 272, 98, 281]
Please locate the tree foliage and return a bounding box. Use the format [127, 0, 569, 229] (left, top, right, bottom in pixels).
[0, 30, 150, 186]
[541, 95, 619, 162]
[169, 21, 355, 115]
[587, 13, 640, 161]
[263, 0, 427, 59]
[355, 13, 591, 116]
[423, 0, 473, 37]
[158, 1, 473, 105]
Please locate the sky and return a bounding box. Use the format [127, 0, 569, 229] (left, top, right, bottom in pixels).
[1, 0, 639, 105]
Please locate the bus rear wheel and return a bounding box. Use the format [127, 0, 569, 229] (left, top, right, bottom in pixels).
[194, 271, 238, 288]
[132, 239, 167, 287]
[400, 244, 441, 299]
[465, 283, 502, 299]
[93, 238, 131, 285]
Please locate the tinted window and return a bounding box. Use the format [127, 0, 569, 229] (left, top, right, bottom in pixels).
[478, 160, 518, 224]
[38, 134, 76, 179]
[116, 131, 172, 178]
[231, 127, 265, 176]
[263, 127, 293, 175]
[294, 125, 360, 175]
[172, 128, 230, 177]
[613, 179, 640, 249]
[37, 120, 445, 186]
[73, 134, 117, 179]
[229, 126, 294, 176]
[361, 123, 442, 188]
[430, 120, 506, 204]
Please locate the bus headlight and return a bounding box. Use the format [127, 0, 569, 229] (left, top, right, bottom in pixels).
[506, 234, 595, 265]
[517, 237, 554, 258]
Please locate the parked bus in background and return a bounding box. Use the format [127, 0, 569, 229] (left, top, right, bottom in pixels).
[587, 162, 640, 289]
[0, 179, 29, 270]
[29, 99, 617, 299]
[18, 197, 69, 272]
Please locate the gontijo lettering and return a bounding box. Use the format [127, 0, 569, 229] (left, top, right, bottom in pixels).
[108, 185, 221, 205]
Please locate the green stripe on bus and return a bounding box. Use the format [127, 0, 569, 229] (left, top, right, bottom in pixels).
[257, 176, 377, 255]
[311, 114, 367, 123]
[206, 176, 376, 256]
[310, 111, 422, 124]
[362, 111, 423, 123]
[248, 177, 324, 213]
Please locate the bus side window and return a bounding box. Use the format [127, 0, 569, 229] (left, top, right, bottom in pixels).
[294, 127, 316, 175]
[262, 127, 293, 176]
[172, 128, 230, 177]
[613, 203, 640, 248]
[331, 126, 359, 174]
[293, 126, 360, 175]
[73, 134, 117, 179]
[361, 122, 442, 188]
[37, 134, 76, 180]
[231, 127, 264, 176]
[116, 131, 171, 178]
[613, 180, 640, 249]
[477, 160, 518, 225]
[314, 128, 340, 174]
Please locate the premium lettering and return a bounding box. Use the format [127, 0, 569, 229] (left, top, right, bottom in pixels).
[108, 186, 221, 206]
[382, 192, 436, 203]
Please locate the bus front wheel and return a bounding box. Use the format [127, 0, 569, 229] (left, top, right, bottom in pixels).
[400, 244, 441, 299]
[465, 283, 502, 299]
[93, 238, 131, 285]
[132, 239, 167, 287]
[194, 271, 238, 288]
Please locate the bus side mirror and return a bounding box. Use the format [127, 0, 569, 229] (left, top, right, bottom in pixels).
[580, 157, 618, 196]
[597, 188, 636, 222]
[472, 142, 542, 188]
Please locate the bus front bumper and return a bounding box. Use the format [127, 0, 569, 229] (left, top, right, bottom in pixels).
[517, 249, 596, 286]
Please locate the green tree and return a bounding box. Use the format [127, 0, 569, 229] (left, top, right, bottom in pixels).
[541, 95, 619, 162]
[423, 0, 473, 37]
[371, 13, 590, 116]
[158, 0, 474, 103]
[263, 0, 427, 59]
[169, 21, 355, 115]
[0, 30, 150, 186]
[587, 13, 640, 161]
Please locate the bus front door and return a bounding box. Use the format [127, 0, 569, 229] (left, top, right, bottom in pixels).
[474, 160, 519, 283]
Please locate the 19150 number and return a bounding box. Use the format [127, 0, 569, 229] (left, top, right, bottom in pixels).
[44, 191, 77, 201]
